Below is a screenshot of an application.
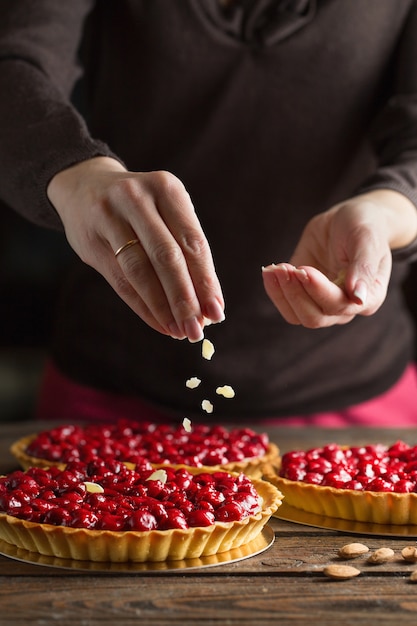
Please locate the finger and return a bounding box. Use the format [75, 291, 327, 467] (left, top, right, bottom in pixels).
[88, 231, 187, 340]
[291, 265, 360, 325]
[128, 173, 224, 339]
[107, 274, 170, 336]
[92, 171, 223, 342]
[154, 176, 225, 324]
[263, 264, 356, 328]
[262, 264, 302, 325]
[303, 260, 389, 317]
[106, 255, 172, 337]
[263, 263, 330, 327]
[128, 197, 206, 341]
[343, 254, 391, 314]
[112, 236, 189, 339]
[97, 184, 205, 341]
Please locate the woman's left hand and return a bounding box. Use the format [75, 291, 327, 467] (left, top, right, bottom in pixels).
[262, 190, 417, 328]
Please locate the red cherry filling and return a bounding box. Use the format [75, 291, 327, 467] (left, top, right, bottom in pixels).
[24, 421, 269, 467]
[279, 442, 417, 493]
[0, 459, 260, 530]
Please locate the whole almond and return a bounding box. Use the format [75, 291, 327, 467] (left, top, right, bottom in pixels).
[367, 547, 395, 564]
[338, 543, 369, 560]
[323, 564, 361, 580]
[402, 546, 417, 563]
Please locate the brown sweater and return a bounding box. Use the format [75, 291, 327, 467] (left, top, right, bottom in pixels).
[1, 0, 417, 421]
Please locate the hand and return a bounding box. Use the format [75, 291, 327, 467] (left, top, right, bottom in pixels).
[262, 190, 417, 328]
[47, 157, 225, 342]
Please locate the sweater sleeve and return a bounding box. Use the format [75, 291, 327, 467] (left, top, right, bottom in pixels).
[0, 0, 119, 230]
[357, 0, 417, 262]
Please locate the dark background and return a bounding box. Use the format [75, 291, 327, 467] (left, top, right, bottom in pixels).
[0, 201, 73, 422]
[0, 199, 416, 423]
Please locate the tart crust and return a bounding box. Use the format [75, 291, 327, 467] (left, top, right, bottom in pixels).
[0, 467, 282, 562]
[263, 467, 417, 525]
[10, 433, 280, 478]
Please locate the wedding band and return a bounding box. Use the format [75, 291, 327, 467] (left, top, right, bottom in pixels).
[114, 239, 140, 258]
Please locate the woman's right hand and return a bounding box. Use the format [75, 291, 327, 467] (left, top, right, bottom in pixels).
[47, 156, 225, 342]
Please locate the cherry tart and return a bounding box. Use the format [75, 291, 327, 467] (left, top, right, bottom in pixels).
[263, 441, 417, 525]
[10, 420, 279, 478]
[0, 459, 282, 562]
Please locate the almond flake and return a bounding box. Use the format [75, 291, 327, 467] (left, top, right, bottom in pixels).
[216, 385, 235, 399]
[202, 399, 214, 414]
[186, 377, 201, 389]
[84, 482, 104, 494]
[182, 417, 192, 432]
[333, 268, 347, 288]
[202, 338, 215, 360]
[147, 469, 168, 484]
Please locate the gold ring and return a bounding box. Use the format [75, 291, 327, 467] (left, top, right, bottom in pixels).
[114, 239, 140, 258]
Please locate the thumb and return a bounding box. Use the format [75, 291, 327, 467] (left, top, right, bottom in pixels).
[351, 278, 368, 306]
[334, 268, 368, 306]
[342, 251, 391, 312]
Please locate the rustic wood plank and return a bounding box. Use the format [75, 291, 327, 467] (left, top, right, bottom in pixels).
[1, 574, 417, 626]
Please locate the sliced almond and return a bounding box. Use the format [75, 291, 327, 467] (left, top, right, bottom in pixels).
[216, 385, 235, 399]
[182, 417, 192, 432]
[146, 469, 168, 484]
[338, 543, 369, 560]
[202, 338, 215, 360]
[323, 564, 360, 580]
[201, 399, 214, 414]
[185, 377, 201, 389]
[84, 481, 104, 494]
[333, 269, 347, 288]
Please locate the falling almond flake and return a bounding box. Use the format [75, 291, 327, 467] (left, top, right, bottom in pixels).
[202, 399, 214, 414]
[202, 338, 215, 360]
[216, 385, 235, 399]
[185, 376, 201, 389]
[182, 417, 192, 432]
[84, 481, 104, 494]
[147, 469, 168, 484]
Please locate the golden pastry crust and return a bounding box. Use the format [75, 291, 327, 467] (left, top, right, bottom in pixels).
[11, 434, 58, 470]
[0, 465, 282, 562]
[264, 470, 417, 525]
[264, 438, 417, 526]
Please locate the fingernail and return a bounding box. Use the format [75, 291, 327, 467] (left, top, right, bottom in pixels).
[204, 298, 225, 324]
[294, 268, 308, 282]
[275, 264, 290, 280]
[184, 317, 205, 343]
[353, 283, 367, 306]
[167, 322, 186, 340]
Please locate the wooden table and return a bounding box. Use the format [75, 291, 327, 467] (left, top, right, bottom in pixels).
[2, 421, 417, 626]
